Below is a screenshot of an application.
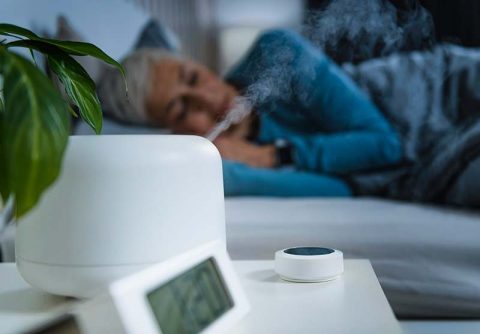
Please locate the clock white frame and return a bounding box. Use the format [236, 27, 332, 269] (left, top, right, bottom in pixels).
[75, 240, 249, 334]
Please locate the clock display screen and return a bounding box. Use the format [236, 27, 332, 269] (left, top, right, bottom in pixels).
[147, 258, 233, 334]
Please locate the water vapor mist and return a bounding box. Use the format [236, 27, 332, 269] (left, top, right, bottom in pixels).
[207, 35, 296, 140]
[208, 0, 435, 141]
[206, 96, 252, 140]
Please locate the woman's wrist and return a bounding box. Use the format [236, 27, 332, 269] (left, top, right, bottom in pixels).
[247, 144, 276, 168]
[258, 145, 276, 168]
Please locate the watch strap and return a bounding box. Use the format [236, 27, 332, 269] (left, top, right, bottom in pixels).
[275, 139, 294, 166]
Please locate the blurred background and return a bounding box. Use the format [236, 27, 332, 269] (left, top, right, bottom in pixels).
[2, 0, 479, 75]
[0, 0, 304, 74]
[307, 0, 480, 47]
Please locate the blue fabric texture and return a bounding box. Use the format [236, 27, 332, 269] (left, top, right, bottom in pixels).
[223, 29, 402, 197]
[222, 160, 352, 197]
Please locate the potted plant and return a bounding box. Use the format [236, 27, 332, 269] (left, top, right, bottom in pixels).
[0, 24, 227, 298]
[0, 23, 125, 219]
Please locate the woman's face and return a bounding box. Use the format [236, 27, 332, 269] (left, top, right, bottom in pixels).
[146, 58, 237, 135]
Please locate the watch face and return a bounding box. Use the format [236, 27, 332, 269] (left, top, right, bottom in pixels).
[147, 258, 233, 334]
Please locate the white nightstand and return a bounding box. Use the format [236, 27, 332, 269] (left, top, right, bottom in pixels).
[0, 260, 401, 334]
[231, 259, 401, 334]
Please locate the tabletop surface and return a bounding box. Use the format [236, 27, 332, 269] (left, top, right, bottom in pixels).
[0, 263, 76, 333]
[231, 259, 401, 334]
[0, 260, 401, 334]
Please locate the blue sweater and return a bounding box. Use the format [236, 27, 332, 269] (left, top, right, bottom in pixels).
[223, 29, 402, 197]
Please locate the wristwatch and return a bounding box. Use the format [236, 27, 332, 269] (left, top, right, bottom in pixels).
[274, 139, 294, 167]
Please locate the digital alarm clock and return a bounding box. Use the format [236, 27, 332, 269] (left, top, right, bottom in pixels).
[26, 241, 249, 334]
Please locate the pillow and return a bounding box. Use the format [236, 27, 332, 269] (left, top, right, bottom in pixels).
[133, 19, 181, 53]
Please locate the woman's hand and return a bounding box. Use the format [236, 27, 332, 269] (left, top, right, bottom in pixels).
[213, 136, 276, 168]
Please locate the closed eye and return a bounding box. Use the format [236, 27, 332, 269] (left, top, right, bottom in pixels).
[188, 71, 198, 87]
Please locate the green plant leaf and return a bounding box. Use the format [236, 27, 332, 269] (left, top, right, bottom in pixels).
[0, 118, 5, 204]
[0, 23, 38, 39]
[7, 37, 126, 90]
[6, 40, 103, 133]
[43, 40, 125, 79]
[0, 24, 122, 77]
[0, 90, 4, 114]
[0, 58, 6, 204]
[48, 52, 102, 134]
[0, 49, 70, 217]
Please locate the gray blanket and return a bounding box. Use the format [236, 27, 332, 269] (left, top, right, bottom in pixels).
[343, 44, 480, 205]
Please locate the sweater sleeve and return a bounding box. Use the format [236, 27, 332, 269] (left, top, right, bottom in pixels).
[288, 131, 402, 174]
[228, 29, 403, 174]
[288, 30, 403, 173]
[222, 160, 352, 197]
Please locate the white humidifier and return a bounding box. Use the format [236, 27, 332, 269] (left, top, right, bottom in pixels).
[16, 135, 226, 298]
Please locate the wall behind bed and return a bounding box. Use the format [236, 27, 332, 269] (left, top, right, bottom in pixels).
[1, 0, 305, 73]
[0, 0, 149, 60]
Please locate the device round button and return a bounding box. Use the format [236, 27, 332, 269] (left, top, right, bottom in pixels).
[274, 247, 344, 282]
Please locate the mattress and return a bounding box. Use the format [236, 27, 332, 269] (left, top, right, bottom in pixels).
[225, 197, 480, 318]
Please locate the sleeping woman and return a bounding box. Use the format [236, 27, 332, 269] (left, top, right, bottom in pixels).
[100, 30, 402, 196]
[98, 29, 404, 198]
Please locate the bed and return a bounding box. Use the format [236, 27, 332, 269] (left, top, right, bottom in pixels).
[71, 117, 480, 319]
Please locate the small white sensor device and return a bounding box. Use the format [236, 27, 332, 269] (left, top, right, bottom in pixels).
[274, 247, 344, 283]
[25, 241, 249, 334]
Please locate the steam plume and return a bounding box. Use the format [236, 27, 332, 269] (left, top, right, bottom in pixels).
[208, 0, 435, 141]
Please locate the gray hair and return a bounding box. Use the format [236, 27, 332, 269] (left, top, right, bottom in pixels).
[97, 48, 176, 124]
